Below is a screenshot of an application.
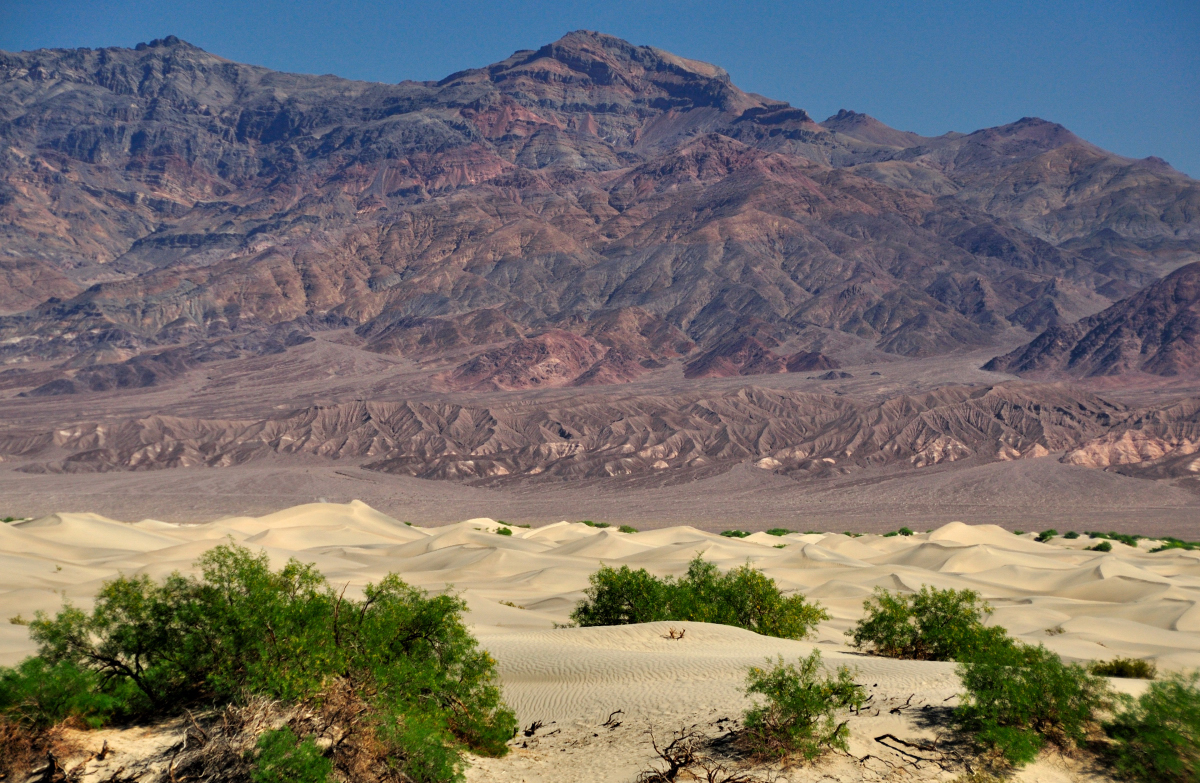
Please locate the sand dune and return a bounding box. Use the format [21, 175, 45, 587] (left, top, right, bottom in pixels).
[2, 501, 1196, 781]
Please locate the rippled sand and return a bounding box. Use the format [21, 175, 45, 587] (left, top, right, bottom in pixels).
[3, 501, 1194, 781]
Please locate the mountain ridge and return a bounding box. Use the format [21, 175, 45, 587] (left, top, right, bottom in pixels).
[0, 31, 1198, 490]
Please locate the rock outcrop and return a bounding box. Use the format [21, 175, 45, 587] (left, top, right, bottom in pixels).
[985, 262, 1200, 378]
[0, 32, 1195, 391]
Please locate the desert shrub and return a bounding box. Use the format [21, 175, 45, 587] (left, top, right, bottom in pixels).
[570, 565, 669, 626]
[720, 530, 750, 538]
[1013, 530, 1025, 535]
[742, 650, 864, 761]
[848, 586, 1007, 662]
[1090, 541, 1113, 552]
[579, 520, 610, 528]
[956, 641, 1109, 765]
[1090, 657, 1156, 679]
[571, 556, 828, 640]
[1087, 531, 1140, 547]
[1152, 537, 1200, 553]
[897, 527, 914, 536]
[495, 527, 512, 536]
[765, 528, 793, 536]
[1036, 529, 1057, 543]
[1105, 670, 1200, 783]
[251, 727, 333, 783]
[16, 543, 516, 782]
[1063, 531, 1080, 539]
[619, 525, 639, 534]
[669, 559, 829, 639]
[0, 657, 134, 729]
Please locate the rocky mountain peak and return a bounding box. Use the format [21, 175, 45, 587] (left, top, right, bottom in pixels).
[439, 30, 760, 118]
[133, 35, 199, 52]
[820, 108, 924, 147]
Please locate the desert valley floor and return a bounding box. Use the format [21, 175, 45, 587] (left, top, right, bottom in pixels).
[2, 502, 1195, 782]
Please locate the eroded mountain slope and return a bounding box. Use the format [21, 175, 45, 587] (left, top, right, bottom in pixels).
[1, 31, 1195, 395]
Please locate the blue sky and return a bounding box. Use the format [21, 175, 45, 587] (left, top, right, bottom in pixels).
[3, 0, 1197, 176]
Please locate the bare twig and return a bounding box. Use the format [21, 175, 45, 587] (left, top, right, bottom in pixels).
[602, 709, 624, 728]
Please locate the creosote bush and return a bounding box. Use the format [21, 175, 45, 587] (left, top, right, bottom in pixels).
[618, 525, 638, 534]
[1105, 670, 1200, 782]
[848, 586, 1007, 662]
[720, 530, 751, 538]
[764, 528, 793, 537]
[742, 650, 863, 762]
[955, 640, 1109, 765]
[1089, 541, 1113, 552]
[570, 556, 828, 640]
[2, 543, 516, 782]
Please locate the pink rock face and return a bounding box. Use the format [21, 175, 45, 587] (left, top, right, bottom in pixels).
[0, 31, 1197, 490]
[988, 262, 1200, 379]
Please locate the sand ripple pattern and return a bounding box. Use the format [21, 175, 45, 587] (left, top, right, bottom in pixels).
[0, 502, 1196, 728]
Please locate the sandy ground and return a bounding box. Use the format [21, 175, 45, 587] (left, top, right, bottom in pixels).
[2, 502, 1193, 781]
[4, 454, 1200, 537]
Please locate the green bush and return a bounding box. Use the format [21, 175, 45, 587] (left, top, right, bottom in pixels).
[897, 527, 914, 536]
[1151, 537, 1200, 553]
[1087, 531, 1141, 547]
[0, 657, 133, 729]
[13, 544, 516, 782]
[1036, 529, 1057, 543]
[956, 641, 1109, 765]
[742, 650, 864, 761]
[618, 525, 638, 534]
[495, 527, 512, 536]
[848, 587, 1007, 662]
[1090, 541, 1113, 552]
[1063, 531, 1080, 539]
[765, 528, 794, 536]
[251, 728, 333, 783]
[569, 564, 668, 626]
[720, 530, 750, 538]
[1105, 670, 1200, 782]
[579, 520, 610, 528]
[571, 556, 828, 640]
[1090, 657, 1157, 679]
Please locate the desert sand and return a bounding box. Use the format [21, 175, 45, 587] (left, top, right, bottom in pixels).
[3, 501, 1197, 781]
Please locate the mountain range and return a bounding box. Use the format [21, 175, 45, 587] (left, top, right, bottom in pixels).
[1, 31, 1199, 489]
